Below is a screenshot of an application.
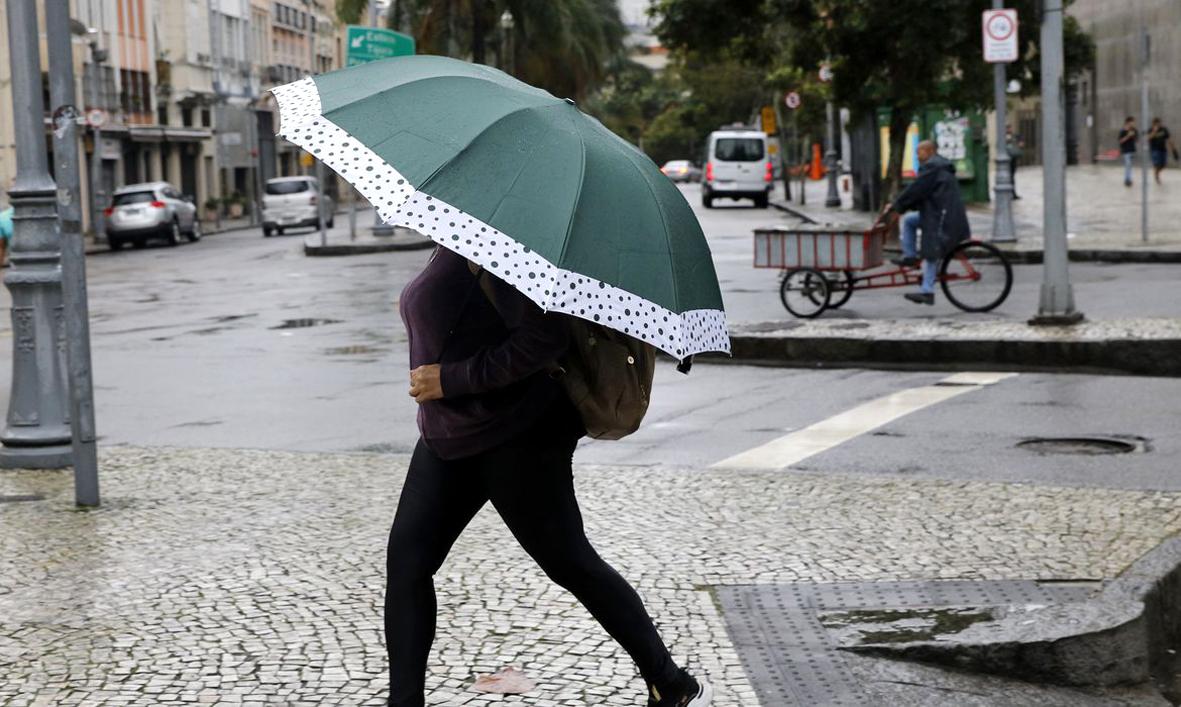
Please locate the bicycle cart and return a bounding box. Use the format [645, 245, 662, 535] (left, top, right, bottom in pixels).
[753, 212, 1013, 318]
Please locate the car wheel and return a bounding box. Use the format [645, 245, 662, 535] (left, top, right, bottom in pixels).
[326, 216, 335, 228]
[754, 194, 769, 209]
[132, 238, 146, 249]
[108, 237, 123, 251]
[166, 219, 180, 246]
[186, 218, 202, 242]
[702, 194, 714, 209]
[263, 226, 274, 238]
[276, 227, 284, 236]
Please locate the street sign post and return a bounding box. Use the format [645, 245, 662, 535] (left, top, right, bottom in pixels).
[986, 4, 1018, 243]
[346, 26, 415, 66]
[983, 9, 1019, 63]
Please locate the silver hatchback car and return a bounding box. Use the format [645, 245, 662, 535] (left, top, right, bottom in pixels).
[105, 181, 201, 250]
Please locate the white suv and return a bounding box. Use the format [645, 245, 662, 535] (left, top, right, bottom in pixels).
[701, 128, 772, 208]
[105, 182, 201, 249]
[261, 176, 334, 237]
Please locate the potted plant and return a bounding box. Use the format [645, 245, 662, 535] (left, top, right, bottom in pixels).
[202, 197, 220, 221]
[226, 192, 245, 218]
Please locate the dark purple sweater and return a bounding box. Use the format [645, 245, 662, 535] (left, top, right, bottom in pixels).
[399, 248, 571, 459]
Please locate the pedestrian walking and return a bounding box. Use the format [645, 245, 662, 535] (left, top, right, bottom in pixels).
[886, 140, 971, 305]
[1005, 127, 1024, 199]
[269, 56, 727, 707]
[1148, 117, 1177, 185]
[1119, 116, 1138, 187]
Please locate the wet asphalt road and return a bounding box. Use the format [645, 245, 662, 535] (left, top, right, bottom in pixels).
[0, 185, 1178, 490]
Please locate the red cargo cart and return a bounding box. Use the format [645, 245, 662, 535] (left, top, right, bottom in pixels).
[753, 212, 1013, 318]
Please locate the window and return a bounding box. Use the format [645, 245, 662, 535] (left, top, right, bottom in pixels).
[182, 106, 193, 127]
[265, 179, 310, 195]
[157, 103, 168, 126]
[201, 108, 211, 127]
[112, 191, 156, 206]
[714, 137, 765, 162]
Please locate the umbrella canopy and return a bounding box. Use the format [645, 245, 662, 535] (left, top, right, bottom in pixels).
[270, 55, 728, 360]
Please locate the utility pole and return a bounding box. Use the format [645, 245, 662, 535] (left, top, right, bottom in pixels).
[989, 0, 1016, 242]
[1030, 0, 1083, 325]
[209, 1, 224, 230]
[1139, 27, 1150, 243]
[0, 0, 73, 469]
[824, 100, 840, 207]
[47, 1, 100, 504]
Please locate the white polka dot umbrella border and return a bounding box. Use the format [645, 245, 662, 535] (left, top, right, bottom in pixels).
[270, 77, 730, 359]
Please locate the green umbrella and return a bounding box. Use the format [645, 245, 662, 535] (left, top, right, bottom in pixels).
[270, 55, 728, 359]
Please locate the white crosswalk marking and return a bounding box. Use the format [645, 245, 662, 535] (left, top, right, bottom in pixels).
[712, 372, 1017, 470]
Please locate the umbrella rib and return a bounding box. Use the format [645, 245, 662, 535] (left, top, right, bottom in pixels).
[552, 110, 588, 311]
[615, 144, 680, 315]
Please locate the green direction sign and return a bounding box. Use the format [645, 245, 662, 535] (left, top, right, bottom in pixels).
[346, 26, 415, 66]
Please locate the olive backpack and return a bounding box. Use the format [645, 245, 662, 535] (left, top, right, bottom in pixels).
[469, 262, 656, 440]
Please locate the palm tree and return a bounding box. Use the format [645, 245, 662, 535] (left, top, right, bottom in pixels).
[400, 0, 625, 101]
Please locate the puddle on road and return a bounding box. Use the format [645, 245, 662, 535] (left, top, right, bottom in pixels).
[270, 318, 342, 330]
[209, 314, 257, 323]
[820, 607, 996, 645]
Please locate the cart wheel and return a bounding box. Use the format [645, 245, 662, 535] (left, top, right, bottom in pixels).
[939, 240, 1013, 312]
[825, 271, 855, 309]
[780, 268, 830, 318]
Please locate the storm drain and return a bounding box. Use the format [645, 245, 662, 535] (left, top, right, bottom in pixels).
[0, 494, 45, 504]
[1017, 436, 1144, 455]
[270, 318, 341, 330]
[715, 580, 1095, 706]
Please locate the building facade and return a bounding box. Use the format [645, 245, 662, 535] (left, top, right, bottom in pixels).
[0, 0, 343, 235]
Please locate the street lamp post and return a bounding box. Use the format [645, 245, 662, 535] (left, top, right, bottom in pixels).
[86, 33, 107, 240]
[47, 1, 100, 503]
[1030, 0, 1083, 325]
[0, 0, 73, 469]
[368, 0, 394, 237]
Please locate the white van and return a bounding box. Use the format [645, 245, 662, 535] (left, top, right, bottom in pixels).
[701, 128, 772, 208]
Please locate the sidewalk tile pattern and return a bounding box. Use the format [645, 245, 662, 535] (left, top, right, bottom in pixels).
[2, 446, 1180, 704]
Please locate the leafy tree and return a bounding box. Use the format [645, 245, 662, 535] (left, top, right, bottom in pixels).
[336, 0, 367, 25]
[654, 0, 1095, 200]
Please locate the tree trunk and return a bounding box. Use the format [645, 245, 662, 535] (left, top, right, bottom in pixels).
[885, 106, 911, 201]
[471, 1, 487, 64]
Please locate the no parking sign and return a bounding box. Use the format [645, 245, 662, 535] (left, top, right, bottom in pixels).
[983, 9, 1019, 63]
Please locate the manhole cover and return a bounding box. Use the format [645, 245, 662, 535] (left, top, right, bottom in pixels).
[1017, 436, 1140, 455]
[270, 318, 341, 330]
[0, 494, 45, 503]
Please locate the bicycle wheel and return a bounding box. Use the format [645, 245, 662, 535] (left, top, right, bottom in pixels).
[780, 268, 830, 318]
[939, 241, 1013, 312]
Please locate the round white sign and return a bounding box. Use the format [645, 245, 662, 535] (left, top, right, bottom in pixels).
[784, 91, 802, 110]
[985, 13, 1015, 41]
[818, 64, 834, 82]
[86, 108, 107, 128]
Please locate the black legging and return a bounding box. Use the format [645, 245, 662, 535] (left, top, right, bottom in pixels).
[384, 402, 680, 706]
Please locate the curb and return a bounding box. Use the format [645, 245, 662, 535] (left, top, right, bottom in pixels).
[769, 199, 819, 224]
[303, 228, 434, 256]
[724, 332, 1181, 378]
[842, 534, 1181, 691]
[997, 248, 1181, 265]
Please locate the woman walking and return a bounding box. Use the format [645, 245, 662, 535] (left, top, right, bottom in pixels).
[387, 247, 711, 706]
[267, 55, 727, 707]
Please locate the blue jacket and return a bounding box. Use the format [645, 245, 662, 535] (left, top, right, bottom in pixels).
[892, 155, 971, 260]
[0, 206, 13, 242]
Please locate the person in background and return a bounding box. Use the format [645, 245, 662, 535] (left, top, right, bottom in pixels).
[885, 140, 971, 306]
[1119, 116, 1138, 187]
[0, 202, 13, 268]
[1148, 117, 1177, 185]
[1004, 127, 1024, 199]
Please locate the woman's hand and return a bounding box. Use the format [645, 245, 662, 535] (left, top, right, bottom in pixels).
[409, 364, 444, 403]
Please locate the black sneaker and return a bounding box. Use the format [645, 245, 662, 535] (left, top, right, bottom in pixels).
[648, 669, 712, 706]
[904, 292, 935, 305]
[890, 255, 919, 267]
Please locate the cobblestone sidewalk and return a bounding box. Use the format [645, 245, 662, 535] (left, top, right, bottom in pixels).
[2, 447, 1181, 705]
